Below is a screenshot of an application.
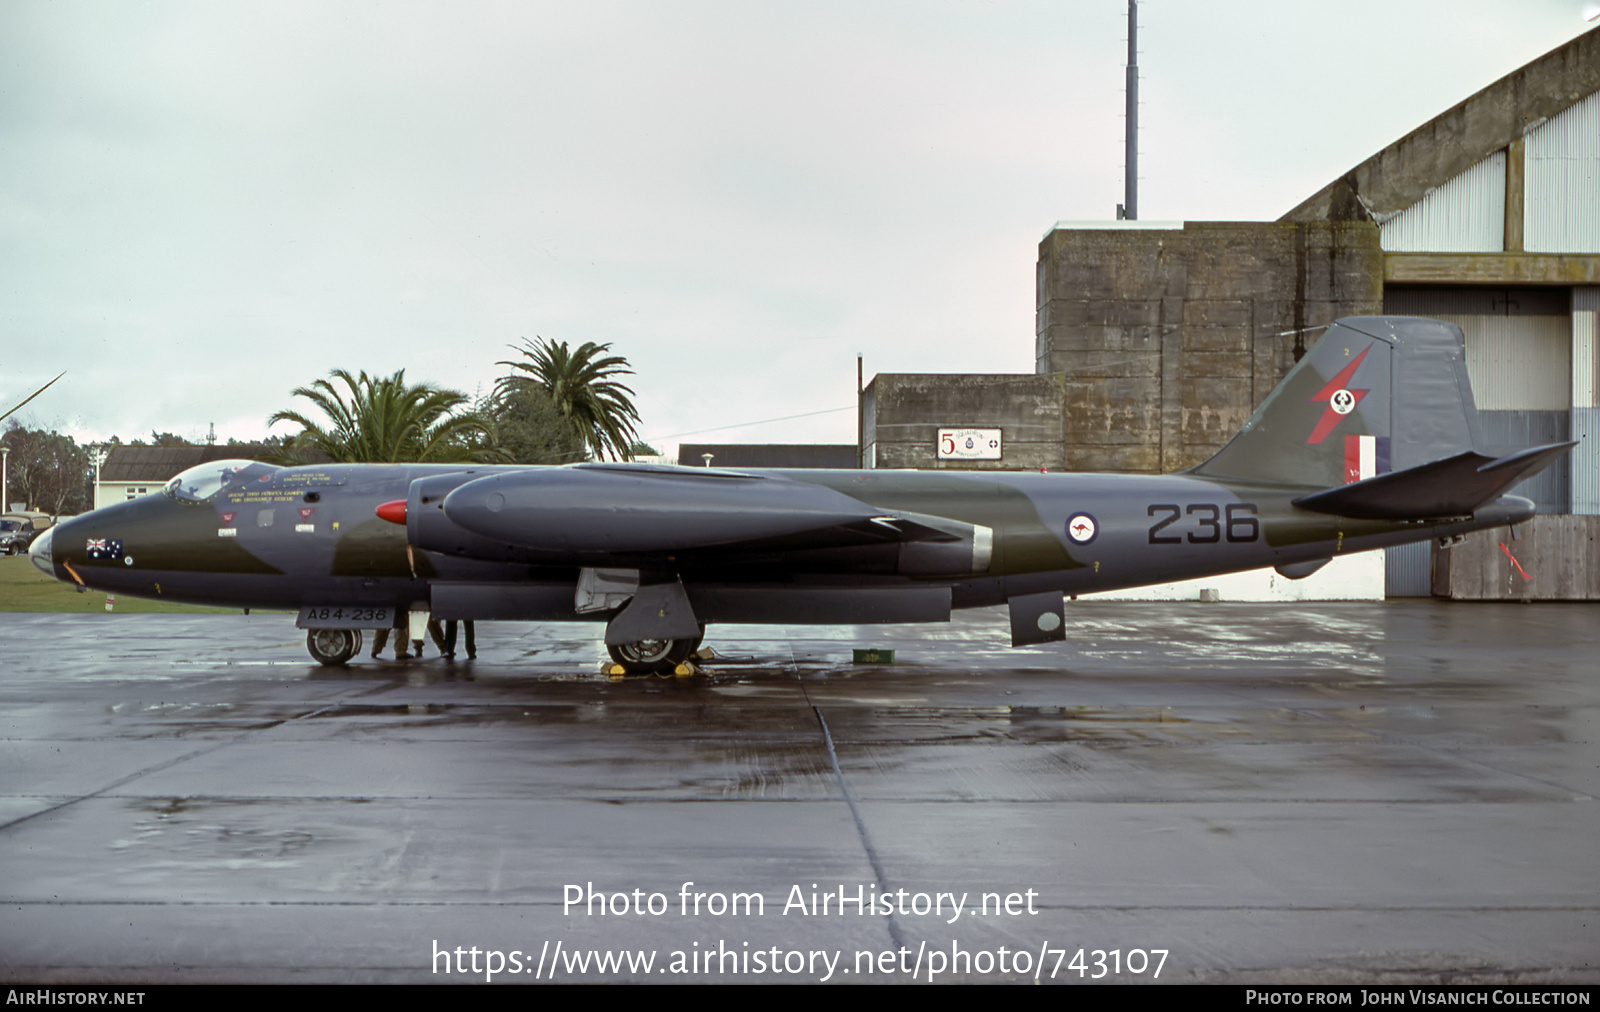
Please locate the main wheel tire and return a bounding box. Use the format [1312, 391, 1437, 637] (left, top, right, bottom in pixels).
[307, 628, 362, 666]
[606, 637, 696, 674]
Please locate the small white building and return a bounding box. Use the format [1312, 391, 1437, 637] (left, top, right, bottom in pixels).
[94, 445, 278, 510]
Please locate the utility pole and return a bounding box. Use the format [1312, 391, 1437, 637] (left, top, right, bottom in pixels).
[856, 354, 864, 469]
[1118, 0, 1138, 220]
[90, 447, 107, 511]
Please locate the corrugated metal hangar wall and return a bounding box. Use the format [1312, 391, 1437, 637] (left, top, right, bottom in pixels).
[1372, 86, 1600, 596]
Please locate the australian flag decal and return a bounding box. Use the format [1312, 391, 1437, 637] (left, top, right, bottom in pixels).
[86, 538, 124, 561]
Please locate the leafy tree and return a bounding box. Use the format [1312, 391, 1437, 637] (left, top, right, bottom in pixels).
[268, 369, 495, 463]
[226, 434, 297, 450]
[497, 338, 642, 461]
[629, 441, 661, 457]
[2, 422, 90, 517]
[480, 385, 590, 465]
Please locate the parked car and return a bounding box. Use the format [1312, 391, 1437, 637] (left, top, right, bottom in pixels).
[0, 515, 45, 555]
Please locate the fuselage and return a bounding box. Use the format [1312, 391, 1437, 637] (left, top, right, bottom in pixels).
[33, 459, 1532, 620]
[25, 318, 1562, 672]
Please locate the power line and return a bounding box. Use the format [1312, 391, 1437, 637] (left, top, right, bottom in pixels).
[643, 405, 857, 441]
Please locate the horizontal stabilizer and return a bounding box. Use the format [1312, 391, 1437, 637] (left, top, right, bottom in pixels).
[1292, 441, 1575, 520]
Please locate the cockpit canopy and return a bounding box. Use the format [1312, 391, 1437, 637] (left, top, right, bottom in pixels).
[163, 459, 280, 504]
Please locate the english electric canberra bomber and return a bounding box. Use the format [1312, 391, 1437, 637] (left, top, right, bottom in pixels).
[32, 318, 1572, 672]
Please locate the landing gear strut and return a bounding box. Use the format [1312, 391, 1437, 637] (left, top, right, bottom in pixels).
[306, 628, 363, 666]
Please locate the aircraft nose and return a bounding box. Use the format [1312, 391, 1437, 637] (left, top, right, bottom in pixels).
[28, 526, 54, 577]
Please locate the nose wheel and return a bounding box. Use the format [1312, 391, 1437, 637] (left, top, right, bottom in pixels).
[306, 628, 363, 666]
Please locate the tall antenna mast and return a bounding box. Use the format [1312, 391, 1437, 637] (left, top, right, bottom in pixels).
[1119, 0, 1138, 220]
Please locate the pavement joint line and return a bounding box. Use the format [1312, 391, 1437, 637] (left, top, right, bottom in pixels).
[0, 687, 384, 835]
[1289, 706, 1594, 802]
[810, 702, 909, 951]
[792, 643, 908, 950]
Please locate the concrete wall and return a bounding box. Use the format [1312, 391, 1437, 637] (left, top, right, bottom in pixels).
[1035, 221, 1384, 473]
[1082, 552, 1384, 603]
[1284, 27, 1600, 223]
[1431, 514, 1600, 600]
[864, 373, 1064, 470]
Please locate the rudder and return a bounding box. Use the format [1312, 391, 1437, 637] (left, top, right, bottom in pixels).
[1191, 316, 1481, 488]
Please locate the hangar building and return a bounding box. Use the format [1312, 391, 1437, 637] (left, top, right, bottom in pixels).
[864, 25, 1600, 600]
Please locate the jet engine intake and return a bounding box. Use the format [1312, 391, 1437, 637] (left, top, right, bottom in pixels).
[404, 470, 531, 562]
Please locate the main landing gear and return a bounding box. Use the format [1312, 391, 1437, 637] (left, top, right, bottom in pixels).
[302, 624, 708, 674]
[598, 578, 705, 674]
[306, 628, 363, 666]
[605, 632, 705, 675]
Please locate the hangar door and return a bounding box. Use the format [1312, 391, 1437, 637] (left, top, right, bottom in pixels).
[1381, 287, 1572, 595]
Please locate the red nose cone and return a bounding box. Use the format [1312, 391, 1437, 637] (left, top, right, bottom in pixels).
[375, 500, 408, 525]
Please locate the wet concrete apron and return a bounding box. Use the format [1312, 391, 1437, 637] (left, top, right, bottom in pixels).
[1, 602, 1595, 983]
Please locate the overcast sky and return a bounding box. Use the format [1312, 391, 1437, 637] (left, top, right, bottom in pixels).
[3, 1, 1595, 458]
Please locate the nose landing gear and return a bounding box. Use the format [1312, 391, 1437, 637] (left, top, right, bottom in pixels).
[306, 628, 363, 666]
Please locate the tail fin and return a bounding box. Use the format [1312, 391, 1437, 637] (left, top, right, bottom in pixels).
[1192, 316, 1483, 488]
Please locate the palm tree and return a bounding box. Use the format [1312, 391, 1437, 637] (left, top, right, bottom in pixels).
[268, 369, 496, 463]
[496, 338, 642, 461]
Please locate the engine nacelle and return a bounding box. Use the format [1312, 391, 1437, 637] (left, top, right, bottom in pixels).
[441, 465, 886, 553]
[394, 465, 993, 576]
[404, 470, 537, 563]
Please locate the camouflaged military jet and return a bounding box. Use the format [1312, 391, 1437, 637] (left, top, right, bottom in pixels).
[31, 317, 1572, 673]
